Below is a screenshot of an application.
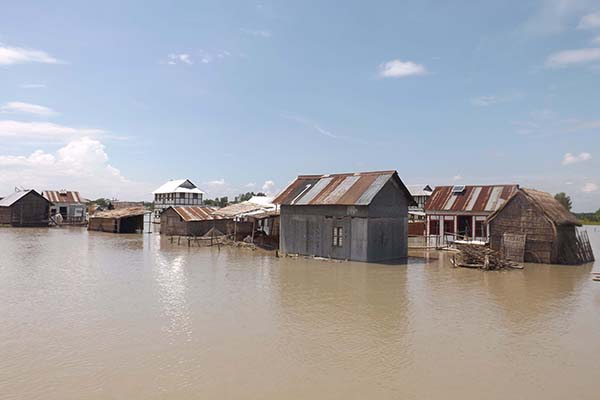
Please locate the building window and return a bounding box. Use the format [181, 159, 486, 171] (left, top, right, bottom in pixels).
[429, 219, 439, 236]
[332, 227, 343, 247]
[443, 219, 455, 235]
[475, 220, 486, 237]
[180, 193, 185, 199]
[192, 193, 198, 199]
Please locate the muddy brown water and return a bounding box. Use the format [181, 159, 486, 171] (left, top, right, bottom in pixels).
[1, 227, 600, 399]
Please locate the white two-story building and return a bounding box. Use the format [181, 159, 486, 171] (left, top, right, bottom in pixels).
[152, 179, 204, 220]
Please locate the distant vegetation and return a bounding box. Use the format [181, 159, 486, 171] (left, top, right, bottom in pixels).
[203, 192, 266, 207]
[574, 210, 600, 225]
[554, 192, 572, 211]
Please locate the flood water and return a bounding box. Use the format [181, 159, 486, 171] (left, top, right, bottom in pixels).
[1, 226, 600, 399]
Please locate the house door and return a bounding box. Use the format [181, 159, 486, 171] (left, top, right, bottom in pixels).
[59, 206, 68, 218]
[457, 216, 472, 239]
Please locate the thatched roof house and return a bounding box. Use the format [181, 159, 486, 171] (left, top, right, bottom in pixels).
[88, 207, 146, 233]
[487, 188, 593, 264]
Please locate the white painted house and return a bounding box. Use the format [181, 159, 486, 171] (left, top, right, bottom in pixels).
[152, 179, 204, 219]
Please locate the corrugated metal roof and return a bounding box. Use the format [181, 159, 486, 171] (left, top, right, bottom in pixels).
[425, 184, 519, 213]
[213, 200, 277, 218]
[42, 190, 83, 204]
[0, 190, 49, 207]
[405, 184, 433, 197]
[171, 206, 222, 222]
[273, 170, 416, 206]
[152, 179, 204, 195]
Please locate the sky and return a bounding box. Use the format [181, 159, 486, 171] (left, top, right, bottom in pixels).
[0, 0, 599, 211]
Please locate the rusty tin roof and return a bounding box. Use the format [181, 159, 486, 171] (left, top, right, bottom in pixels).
[170, 206, 223, 222]
[273, 170, 416, 206]
[43, 190, 84, 204]
[425, 184, 519, 214]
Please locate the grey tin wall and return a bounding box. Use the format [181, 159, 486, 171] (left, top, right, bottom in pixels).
[279, 179, 409, 262]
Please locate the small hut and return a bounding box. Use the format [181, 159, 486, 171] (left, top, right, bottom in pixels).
[487, 188, 594, 265]
[43, 190, 87, 225]
[0, 190, 51, 227]
[160, 206, 229, 236]
[88, 207, 146, 233]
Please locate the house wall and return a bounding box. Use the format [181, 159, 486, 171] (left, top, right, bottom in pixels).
[159, 208, 232, 236]
[488, 192, 555, 264]
[1, 192, 50, 227]
[554, 225, 580, 265]
[0, 207, 11, 224]
[279, 179, 410, 262]
[88, 217, 118, 232]
[49, 202, 86, 224]
[367, 179, 408, 260]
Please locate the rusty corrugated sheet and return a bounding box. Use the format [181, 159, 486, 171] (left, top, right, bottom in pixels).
[425, 185, 518, 213]
[172, 206, 222, 222]
[42, 190, 83, 204]
[273, 170, 415, 206]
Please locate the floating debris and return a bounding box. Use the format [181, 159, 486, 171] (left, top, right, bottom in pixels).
[451, 243, 523, 270]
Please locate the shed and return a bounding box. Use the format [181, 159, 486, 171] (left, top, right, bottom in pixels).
[88, 207, 146, 233]
[213, 196, 279, 241]
[0, 190, 51, 227]
[160, 206, 229, 236]
[487, 188, 593, 265]
[273, 170, 416, 262]
[43, 190, 86, 224]
[425, 184, 519, 244]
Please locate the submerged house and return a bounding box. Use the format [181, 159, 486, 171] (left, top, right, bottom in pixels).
[43, 190, 86, 224]
[214, 196, 280, 243]
[0, 189, 51, 227]
[425, 184, 519, 243]
[152, 179, 204, 220]
[274, 170, 415, 262]
[88, 207, 146, 233]
[160, 206, 228, 236]
[487, 188, 593, 265]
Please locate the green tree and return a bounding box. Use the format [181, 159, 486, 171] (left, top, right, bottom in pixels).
[554, 192, 572, 211]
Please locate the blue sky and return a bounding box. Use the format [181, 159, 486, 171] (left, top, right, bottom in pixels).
[0, 0, 599, 211]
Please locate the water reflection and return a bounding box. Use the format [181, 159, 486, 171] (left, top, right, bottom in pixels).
[0, 227, 599, 399]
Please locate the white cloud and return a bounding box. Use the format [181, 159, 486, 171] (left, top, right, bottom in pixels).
[562, 152, 592, 165]
[578, 11, 600, 29]
[582, 182, 598, 192]
[240, 28, 272, 38]
[471, 92, 524, 107]
[0, 44, 62, 65]
[594, 35, 600, 44]
[245, 182, 256, 188]
[166, 53, 193, 65]
[19, 83, 46, 89]
[453, 175, 464, 181]
[262, 180, 275, 194]
[0, 137, 149, 200]
[523, 0, 591, 35]
[0, 101, 57, 117]
[0, 120, 105, 141]
[378, 59, 427, 78]
[545, 47, 600, 67]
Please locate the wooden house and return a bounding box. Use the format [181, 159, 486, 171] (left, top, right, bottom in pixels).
[152, 179, 204, 220]
[88, 207, 146, 233]
[486, 188, 594, 265]
[273, 170, 416, 262]
[425, 184, 519, 244]
[42, 190, 87, 225]
[160, 206, 229, 236]
[0, 190, 51, 227]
